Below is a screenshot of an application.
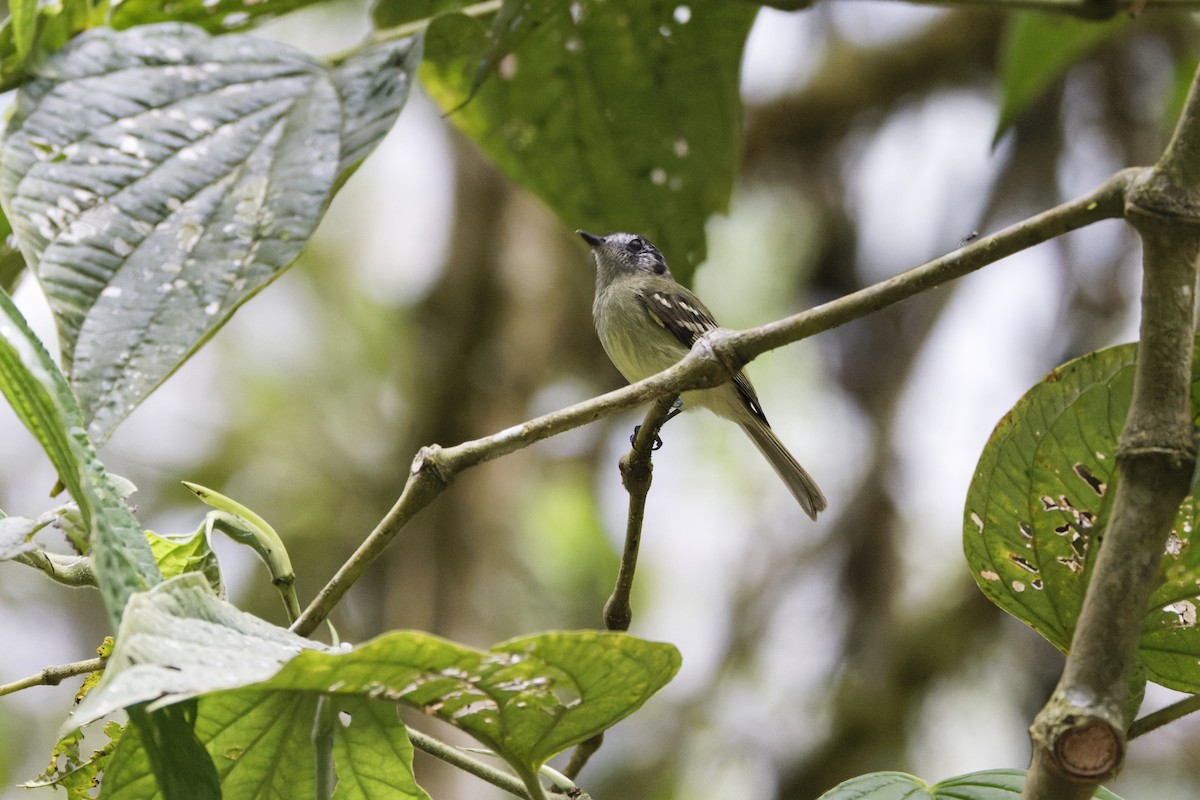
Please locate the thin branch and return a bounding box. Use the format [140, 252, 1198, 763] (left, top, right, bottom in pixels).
[1128, 694, 1200, 740]
[406, 728, 532, 799]
[0, 656, 104, 697]
[850, 0, 1200, 17]
[291, 171, 1133, 639]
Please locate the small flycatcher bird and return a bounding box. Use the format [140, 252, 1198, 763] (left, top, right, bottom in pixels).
[579, 230, 827, 520]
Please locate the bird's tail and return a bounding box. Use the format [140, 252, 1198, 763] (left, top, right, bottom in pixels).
[739, 420, 827, 521]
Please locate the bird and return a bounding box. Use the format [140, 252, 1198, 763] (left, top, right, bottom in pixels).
[579, 229, 826, 520]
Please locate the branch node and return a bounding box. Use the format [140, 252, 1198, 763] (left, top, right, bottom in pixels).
[411, 444, 451, 488]
[1053, 717, 1123, 779]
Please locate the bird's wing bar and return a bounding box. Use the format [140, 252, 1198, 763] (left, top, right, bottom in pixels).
[640, 290, 769, 425]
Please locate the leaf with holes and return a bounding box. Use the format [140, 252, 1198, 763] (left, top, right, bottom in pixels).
[0, 24, 419, 443]
[965, 338, 1200, 692]
[420, 0, 756, 279]
[818, 768, 1124, 799]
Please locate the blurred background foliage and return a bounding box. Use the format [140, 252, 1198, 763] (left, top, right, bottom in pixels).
[1, 1, 1198, 798]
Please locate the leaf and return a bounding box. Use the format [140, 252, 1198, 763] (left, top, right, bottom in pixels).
[466, 0, 559, 102]
[146, 527, 222, 589]
[25, 720, 124, 799]
[420, 0, 757, 279]
[0, 24, 419, 443]
[10, 0, 37, 60]
[818, 769, 1125, 799]
[0, 288, 161, 629]
[128, 701, 221, 800]
[0, 514, 41, 558]
[257, 629, 682, 773]
[330, 696, 431, 800]
[110, 0, 327, 33]
[370, 0, 465, 30]
[0, 0, 95, 92]
[68, 573, 328, 731]
[965, 338, 1200, 692]
[993, 12, 1129, 143]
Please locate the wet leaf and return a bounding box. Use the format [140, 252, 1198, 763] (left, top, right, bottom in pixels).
[818, 769, 1124, 799]
[0, 24, 418, 443]
[965, 337, 1200, 692]
[420, 0, 756, 279]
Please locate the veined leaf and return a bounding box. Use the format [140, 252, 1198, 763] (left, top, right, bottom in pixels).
[965, 337, 1200, 692]
[819, 769, 1124, 799]
[420, 0, 756, 279]
[0, 24, 419, 443]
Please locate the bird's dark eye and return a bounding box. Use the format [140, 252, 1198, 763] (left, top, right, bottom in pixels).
[627, 238, 644, 253]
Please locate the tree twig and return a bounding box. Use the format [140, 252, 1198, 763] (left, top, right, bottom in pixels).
[1021, 65, 1200, 800]
[0, 656, 104, 697]
[291, 171, 1133, 639]
[1128, 694, 1200, 740]
[406, 727, 532, 799]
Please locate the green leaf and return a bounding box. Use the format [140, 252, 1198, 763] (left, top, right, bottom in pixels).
[69, 573, 327, 730]
[25, 720, 124, 799]
[146, 527, 222, 589]
[965, 338, 1200, 692]
[128, 701, 220, 800]
[420, 0, 757, 279]
[330, 696, 430, 800]
[259, 629, 682, 773]
[370, 0, 465, 30]
[818, 769, 1125, 799]
[110, 0, 326, 33]
[10, 0, 37, 60]
[994, 12, 1129, 143]
[0, 288, 161, 629]
[0, 24, 418, 443]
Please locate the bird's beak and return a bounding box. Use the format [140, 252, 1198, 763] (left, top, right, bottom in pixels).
[576, 230, 604, 248]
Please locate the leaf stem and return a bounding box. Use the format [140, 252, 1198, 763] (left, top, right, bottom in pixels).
[406, 727, 531, 799]
[1128, 694, 1200, 739]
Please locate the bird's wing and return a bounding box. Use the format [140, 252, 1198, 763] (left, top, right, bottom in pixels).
[640, 289, 769, 425]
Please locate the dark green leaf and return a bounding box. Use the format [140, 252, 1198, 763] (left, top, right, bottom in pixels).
[818, 769, 1124, 799]
[110, 0, 326, 34]
[420, 0, 757, 279]
[994, 12, 1129, 143]
[0, 24, 417, 442]
[467, 0, 559, 102]
[0, 288, 161, 629]
[370, 0, 466, 30]
[965, 338, 1200, 692]
[128, 701, 220, 800]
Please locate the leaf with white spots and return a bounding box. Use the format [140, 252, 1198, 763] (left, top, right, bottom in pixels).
[0, 24, 418, 442]
[818, 769, 1125, 799]
[420, 0, 756, 279]
[964, 337, 1200, 693]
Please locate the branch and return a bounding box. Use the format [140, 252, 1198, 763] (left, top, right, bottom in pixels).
[291, 171, 1133, 638]
[0, 656, 104, 697]
[1021, 65, 1200, 800]
[406, 728, 532, 799]
[1128, 694, 1200, 740]
[13, 550, 96, 588]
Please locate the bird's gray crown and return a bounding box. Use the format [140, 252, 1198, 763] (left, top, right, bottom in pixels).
[578, 230, 671, 282]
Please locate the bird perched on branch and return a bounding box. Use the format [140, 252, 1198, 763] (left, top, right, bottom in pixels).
[579, 229, 826, 520]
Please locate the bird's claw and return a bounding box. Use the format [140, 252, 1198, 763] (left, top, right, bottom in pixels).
[630, 425, 664, 451]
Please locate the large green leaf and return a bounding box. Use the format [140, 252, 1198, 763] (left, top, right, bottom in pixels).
[818, 769, 1124, 799]
[72, 574, 680, 779]
[965, 338, 1200, 692]
[259, 629, 681, 773]
[0, 288, 161, 629]
[420, 0, 756, 279]
[994, 12, 1129, 142]
[101, 690, 432, 800]
[0, 24, 419, 443]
